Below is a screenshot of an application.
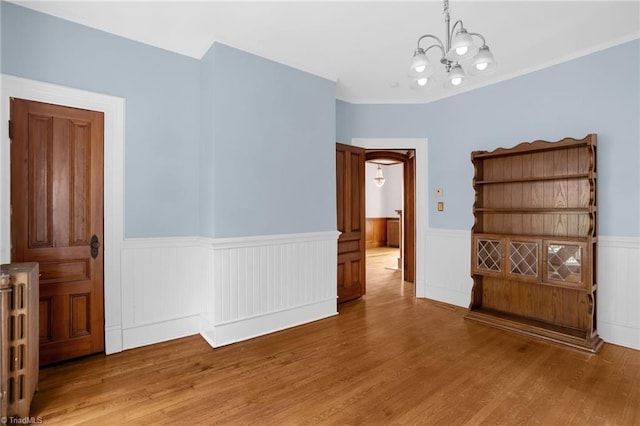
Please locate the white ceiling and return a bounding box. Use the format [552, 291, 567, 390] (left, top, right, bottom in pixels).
[9, 1, 640, 104]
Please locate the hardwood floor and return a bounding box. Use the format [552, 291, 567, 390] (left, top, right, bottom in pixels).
[30, 247, 639, 425]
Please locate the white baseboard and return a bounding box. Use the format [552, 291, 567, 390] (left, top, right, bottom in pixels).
[201, 298, 337, 348]
[122, 315, 200, 350]
[598, 320, 640, 350]
[104, 324, 123, 355]
[423, 285, 470, 309]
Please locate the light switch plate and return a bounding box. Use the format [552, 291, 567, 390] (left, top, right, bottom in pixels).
[437, 202, 444, 212]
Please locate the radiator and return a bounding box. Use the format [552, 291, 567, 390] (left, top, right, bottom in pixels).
[0, 262, 39, 419]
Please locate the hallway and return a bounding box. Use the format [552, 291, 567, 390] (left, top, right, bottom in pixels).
[365, 246, 412, 299]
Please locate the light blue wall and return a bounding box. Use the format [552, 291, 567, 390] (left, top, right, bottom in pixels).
[1, 2, 201, 238]
[337, 39, 640, 238]
[199, 41, 217, 238]
[5, 1, 636, 239]
[202, 43, 336, 238]
[2, 2, 337, 240]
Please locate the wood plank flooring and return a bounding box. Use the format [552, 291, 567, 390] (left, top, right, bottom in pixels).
[30, 247, 640, 425]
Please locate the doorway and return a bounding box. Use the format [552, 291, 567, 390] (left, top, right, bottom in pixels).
[2, 75, 125, 356]
[336, 142, 420, 303]
[352, 138, 428, 299]
[336, 143, 416, 304]
[364, 150, 415, 295]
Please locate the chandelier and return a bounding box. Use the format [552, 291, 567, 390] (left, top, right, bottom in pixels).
[373, 164, 386, 187]
[410, 0, 496, 88]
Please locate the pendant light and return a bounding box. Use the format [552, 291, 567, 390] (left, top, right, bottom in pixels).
[374, 164, 386, 187]
[409, 0, 496, 88]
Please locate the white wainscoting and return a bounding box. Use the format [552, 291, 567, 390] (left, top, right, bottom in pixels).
[108, 230, 640, 352]
[117, 231, 339, 351]
[424, 229, 473, 308]
[423, 229, 640, 350]
[120, 237, 204, 350]
[597, 237, 640, 350]
[200, 231, 339, 347]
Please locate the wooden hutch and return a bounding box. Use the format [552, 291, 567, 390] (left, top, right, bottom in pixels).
[465, 134, 603, 352]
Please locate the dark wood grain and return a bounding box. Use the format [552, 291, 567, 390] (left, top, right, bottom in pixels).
[468, 134, 600, 352]
[403, 154, 416, 283]
[10, 98, 104, 365]
[365, 217, 388, 248]
[336, 143, 366, 303]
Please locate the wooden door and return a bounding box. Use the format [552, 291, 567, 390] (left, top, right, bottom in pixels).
[10, 98, 104, 365]
[403, 153, 416, 283]
[336, 143, 365, 303]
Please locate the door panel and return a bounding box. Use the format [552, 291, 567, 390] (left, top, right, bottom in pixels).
[336, 143, 365, 303]
[11, 98, 104, 365]
[403, 153, 416, 283]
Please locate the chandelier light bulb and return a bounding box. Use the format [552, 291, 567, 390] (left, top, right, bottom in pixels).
[417, 77, 428, 86]
[455, 45, 468, 56]
[470, 45, 496, 75]
[447, 28, 477, 61]
[445, 63, 466, 88]
[410, 48, 433, 77]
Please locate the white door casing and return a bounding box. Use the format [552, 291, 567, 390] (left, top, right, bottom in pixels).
[351, 138, 428, 297]
[1, 74, 125, 354]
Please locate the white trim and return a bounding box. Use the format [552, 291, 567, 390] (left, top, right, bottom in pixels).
[205, 230, 340, 249]
[599, 236, 640, 250]
[426, 228, 470, 239]
[423, 285, 470, 309]
[201, 298, 337, 348]
[339, 35, 640, 105]
[351, 138, 428, 297]
[122, 315, 200, 351]
[598, 320, 640, 351]
[1, 74, 126, 354]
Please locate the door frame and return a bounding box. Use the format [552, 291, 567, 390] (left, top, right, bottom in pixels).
[1, 74, 125, 354]
[352, 138, 428, 298]
[365, 150, 415, 283]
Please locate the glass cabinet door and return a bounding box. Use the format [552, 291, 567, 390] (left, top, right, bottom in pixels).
[543, 241, 585, 287]
[507, 239, 541, 282]
[474, 237, 503, 276]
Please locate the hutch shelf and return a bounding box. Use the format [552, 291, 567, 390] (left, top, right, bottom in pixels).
[465, 134, 603, 353]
